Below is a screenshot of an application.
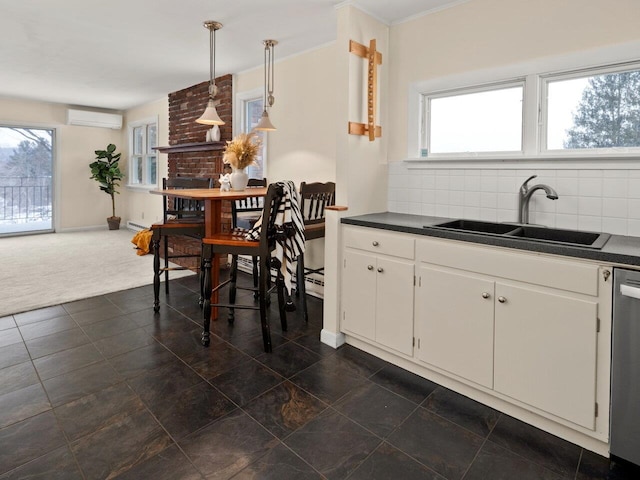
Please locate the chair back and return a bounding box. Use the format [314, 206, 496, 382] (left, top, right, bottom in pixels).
[162, 177, 213, 221]
[299, 181, 336, 226]
[232, 177, 267, 229]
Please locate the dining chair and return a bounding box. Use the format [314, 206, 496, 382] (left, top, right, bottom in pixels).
[231, 178, 267, 295]
[295, 181, 336, 321]
[201, 182, 293, 352]
[151, 177, 213, 312]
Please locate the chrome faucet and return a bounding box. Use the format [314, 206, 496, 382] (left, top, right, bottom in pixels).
[518, 175, 559, 224]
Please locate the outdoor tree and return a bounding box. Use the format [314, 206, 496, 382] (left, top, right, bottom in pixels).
[4, 128, 52, 178]
[565, 71, 640, 149]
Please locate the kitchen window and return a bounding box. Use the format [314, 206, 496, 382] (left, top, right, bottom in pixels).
[128, 118, 157, 187]
[415, 58, 640, 162]
[542, 63, 640, 154]
[424, 82, 524, 156]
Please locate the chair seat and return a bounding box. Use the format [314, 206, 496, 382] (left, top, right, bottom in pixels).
[304, 222, 325, 241]
[152, 218, 205, 228]
[203, 229, 258, 250]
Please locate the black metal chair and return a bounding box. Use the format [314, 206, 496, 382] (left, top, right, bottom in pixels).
[151, 177, 213, 312]
[201, 183, 289, 352]
[295, 181, 336, 321]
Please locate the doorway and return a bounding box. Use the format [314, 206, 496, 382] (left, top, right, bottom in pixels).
[0, 126, 54, 236]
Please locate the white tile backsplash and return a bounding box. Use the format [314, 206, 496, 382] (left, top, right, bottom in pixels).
[388, 165, 640, 236]
[603, 178, 628, 198]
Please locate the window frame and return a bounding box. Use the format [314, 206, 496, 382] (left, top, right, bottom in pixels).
[422, 79, 526, 159]
[408, 43, 640, 166]
[126, 116, 158, 189]
[540, 61, 640, 157]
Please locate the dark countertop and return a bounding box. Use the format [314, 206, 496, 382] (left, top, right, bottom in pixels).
[342, 212, 640, 268]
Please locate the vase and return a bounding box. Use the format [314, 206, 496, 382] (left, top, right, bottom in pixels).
[230, 167, 249, 191]
[210, 125, 221, 142]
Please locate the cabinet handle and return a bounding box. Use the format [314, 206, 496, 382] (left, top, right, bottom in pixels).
[482, 292, 490, 299]
[372, 241, 379, 247]
[367, 265, 374, 271]
[498, 296, 507, 303]
[377, 267, 384, 273]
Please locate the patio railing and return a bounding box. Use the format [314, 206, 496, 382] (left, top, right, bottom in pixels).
[0, 176, 52, 223]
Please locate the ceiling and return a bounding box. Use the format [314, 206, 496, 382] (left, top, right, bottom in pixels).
[0, 0, 466, 111]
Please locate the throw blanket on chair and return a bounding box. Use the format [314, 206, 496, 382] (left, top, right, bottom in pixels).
[246, 181, 305, 294]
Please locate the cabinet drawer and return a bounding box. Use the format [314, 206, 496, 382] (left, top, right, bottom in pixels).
[344, 226, 414, 259]
[417, 237, 599, 296]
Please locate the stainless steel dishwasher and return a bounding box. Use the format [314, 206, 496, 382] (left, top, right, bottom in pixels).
[611, 268, 640, 466]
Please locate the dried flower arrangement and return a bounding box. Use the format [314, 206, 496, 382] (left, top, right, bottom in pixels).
[222, 132, 262, 170]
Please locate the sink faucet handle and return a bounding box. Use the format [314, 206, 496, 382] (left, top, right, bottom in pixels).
[520, 175, 537, 193]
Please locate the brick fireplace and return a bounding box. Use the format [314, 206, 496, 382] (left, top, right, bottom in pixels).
[164, 74, 233, 269]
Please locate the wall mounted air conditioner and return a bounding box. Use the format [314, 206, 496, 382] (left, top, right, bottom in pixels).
[66, 109, 123, 129]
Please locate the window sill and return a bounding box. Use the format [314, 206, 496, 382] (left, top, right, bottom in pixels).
[126, 184, 158, 193]
[403, 153, 640, 169]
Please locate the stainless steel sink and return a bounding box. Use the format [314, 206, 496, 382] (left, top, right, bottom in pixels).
[428, 219, 610, 249]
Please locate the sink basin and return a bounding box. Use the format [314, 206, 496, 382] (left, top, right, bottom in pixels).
[505, 225, 610, 249]
[430, 219, 519, 235]
[428, 219, 610, 249]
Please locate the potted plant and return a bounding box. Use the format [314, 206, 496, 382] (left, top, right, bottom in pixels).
[89, 143, 123, 230]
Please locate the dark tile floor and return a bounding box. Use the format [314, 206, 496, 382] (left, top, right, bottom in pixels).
[1, 273, 639, 479]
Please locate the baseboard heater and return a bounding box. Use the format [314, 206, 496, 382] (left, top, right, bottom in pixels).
[236, 255, 324, 299]
[126, 221, 149, 232]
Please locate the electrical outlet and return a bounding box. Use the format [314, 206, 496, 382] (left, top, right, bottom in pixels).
[141, 212, 145, 219]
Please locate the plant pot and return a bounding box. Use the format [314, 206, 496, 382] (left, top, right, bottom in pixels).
[230, 168, 249, 191]
[107, 216, 121, 230]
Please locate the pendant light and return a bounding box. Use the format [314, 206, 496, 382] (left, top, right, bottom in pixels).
[254, 39, 277, 131]
[196, 21, 225, 125]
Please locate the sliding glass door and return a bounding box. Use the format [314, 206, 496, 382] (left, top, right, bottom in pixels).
[0, 126, 54, 236]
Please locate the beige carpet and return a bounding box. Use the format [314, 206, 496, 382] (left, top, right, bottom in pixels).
[0, 228, 195, 317]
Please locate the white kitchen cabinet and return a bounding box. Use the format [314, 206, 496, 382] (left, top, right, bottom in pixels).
[417, 265, 495, 389]
[415, 236, 605, 431]
[339, 226, 613, 453]
[493, 283, 598, 430]
[342, 227, 415, 356]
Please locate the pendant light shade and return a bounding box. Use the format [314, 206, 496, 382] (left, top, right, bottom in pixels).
[254, 39, 277, 131]
[197, 99, 224, 125]
[254, 110, 276, 131]
[196, 21, 225, 126]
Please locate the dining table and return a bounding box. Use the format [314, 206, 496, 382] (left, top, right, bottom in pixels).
[150, 186, 268, 323]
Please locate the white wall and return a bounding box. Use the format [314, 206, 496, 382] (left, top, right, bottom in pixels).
[0, 96, 122, 231]
[234, 43, 337, 186]
[386, 0, 640, 234]
[388, 0, 640, 161]
[335, 5, 389, 216]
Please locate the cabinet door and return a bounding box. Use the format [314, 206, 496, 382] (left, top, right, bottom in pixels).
[375, 257, 414, 356]
[494, 283, 598, 430]
[342, 250, 376, 341]
[417, 265, 495, 389]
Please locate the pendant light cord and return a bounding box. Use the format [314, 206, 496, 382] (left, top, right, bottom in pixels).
[210, 25, 216, 97]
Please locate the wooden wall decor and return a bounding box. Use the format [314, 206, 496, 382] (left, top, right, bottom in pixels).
[348, 39, 382, 141]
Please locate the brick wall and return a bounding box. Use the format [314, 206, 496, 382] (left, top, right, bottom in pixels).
[164, 74, 234, 270]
